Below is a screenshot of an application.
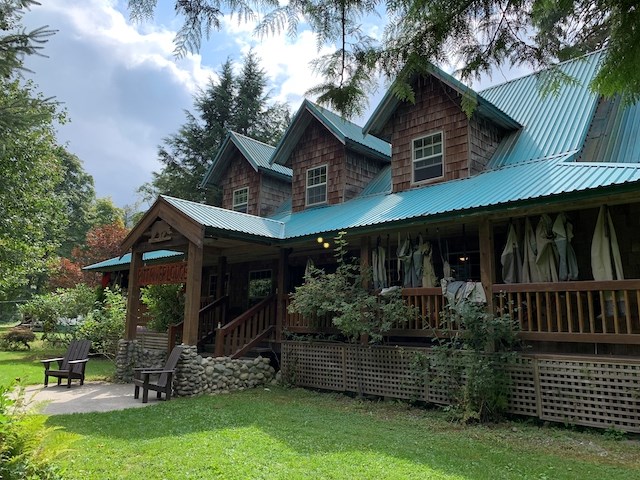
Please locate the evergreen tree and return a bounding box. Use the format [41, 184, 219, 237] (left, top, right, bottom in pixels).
[129, 0, 640, 116]
[139, 53, 290, 204]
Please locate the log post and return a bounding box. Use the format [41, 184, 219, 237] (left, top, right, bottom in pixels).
[183, 241, 203, 346]
[124, 248, 143, 340]
[216, 255, 227, 300]
[479, 218, 495, 313]
[276, 248, 291, 342]
[360, 235, 371, 289]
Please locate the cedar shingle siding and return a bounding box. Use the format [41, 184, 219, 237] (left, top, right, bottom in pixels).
[382, 75, 505, 192]
[221, 156, 260, 215]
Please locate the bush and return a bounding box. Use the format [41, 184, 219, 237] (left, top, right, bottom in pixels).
[140, 284, 185, 332]
[0, 327, 36, 351]
[432, 302, 521, 423]
[77, 287, 125, 358]
[289, 232, 415, 343]
[0, 383, 64, 480]
[17, 284, 97, 344]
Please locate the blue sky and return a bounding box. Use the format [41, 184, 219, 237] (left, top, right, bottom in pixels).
[22, 0, 530, 209]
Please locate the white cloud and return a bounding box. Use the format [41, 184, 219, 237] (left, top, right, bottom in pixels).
[22, 0, 217, 207]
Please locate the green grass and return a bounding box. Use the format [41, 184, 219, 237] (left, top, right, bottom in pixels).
[46, 388, 640, 480]
[0, 323, 115, 386]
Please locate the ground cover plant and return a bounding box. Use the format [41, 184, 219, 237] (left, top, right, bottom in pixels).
[0, 324, 114, 385]
[46, 388, 640, 480]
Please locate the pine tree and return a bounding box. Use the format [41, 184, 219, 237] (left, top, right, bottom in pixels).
[139, 53, 290, 204]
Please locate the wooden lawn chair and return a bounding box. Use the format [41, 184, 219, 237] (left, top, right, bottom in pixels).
[41, 339, 91, 388]
[133, 345, 183, 403]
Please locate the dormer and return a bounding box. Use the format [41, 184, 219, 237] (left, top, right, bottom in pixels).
[364, 64, 520, 193]
[201, 131, 292, 217]
[270, 100, 391, 213]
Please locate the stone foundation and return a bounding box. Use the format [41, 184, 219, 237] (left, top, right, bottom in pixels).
[115, 341, 277, 396]
[114, 339, 166, 383]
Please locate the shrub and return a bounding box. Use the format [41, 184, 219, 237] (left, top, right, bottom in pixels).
[0, 383, 64, 480]
[17, 284, 97, 344]
[289, 232, 415, 343]
[77, 287, 125, 358]
[0, 327, 36, 351]
[140, 284, 185, 332]
[432, 302, 521, 423]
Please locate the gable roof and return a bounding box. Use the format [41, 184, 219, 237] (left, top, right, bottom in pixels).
[270, 99, 391, 166]
[363, 62, 521, 139]
[480, 51, 604, 168]
[201, 131, 292, 188]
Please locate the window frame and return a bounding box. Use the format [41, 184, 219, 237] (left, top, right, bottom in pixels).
[305, 164, 328, 206]
[232, 187, 249, 213]
[411, 131, 445, 185]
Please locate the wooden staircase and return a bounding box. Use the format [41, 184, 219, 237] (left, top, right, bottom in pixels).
[168, 294, 278, 359]
[214, 295, 277, 358]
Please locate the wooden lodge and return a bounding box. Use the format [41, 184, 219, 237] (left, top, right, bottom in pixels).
[86, 51, 640, 431]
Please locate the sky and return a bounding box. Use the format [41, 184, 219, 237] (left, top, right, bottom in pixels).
[22, 0, 531, 209]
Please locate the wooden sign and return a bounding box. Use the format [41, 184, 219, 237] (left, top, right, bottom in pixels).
[149, 220, 172, 243]
[137, 263, 187, 286]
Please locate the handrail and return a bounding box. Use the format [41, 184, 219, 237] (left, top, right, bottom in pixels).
[200, 295, 228, 315]
[215, 294, 277, 358]
[217, 295, 276, 334]
[493, 280, 640, 293]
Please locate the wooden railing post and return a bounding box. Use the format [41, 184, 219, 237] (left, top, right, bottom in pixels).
[479, 218, 495, 314]
[125, 249, 143, 340]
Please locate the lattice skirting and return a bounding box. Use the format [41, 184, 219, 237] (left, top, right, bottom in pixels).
[281, 342, 640, 433]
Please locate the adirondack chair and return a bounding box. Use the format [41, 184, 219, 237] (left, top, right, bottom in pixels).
[133, 345, 183, 403]
[41, 339, 91, 388]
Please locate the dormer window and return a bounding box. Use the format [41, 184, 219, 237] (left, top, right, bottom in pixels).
[306, 165, 327, 206]
[413, 132, 443, 183]
[233, 187, 249, 213]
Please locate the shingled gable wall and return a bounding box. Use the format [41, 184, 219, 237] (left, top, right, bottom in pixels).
[259, 175, 290, 217]
[380, 75, 504, 193]
[220, 154, 261, 215]
[290, 117, 384, 213]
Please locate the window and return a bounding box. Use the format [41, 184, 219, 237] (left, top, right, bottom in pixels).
[232, 187, 249, 213]
[248, 270, 272, 304]
[412, 132, 443, 183]
[306, 165, 327, 206]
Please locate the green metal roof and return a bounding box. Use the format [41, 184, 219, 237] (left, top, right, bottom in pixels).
[156, 155, 640, 243]
[162, 195, 285, 240]
[480, 51, 604, 168]
[83, 250, 183, 272]
[363, 62, 521, 139]
[270, 99, 391, 167]
[280, 153, 640, 239]
[201, 131, 292, 188]
[360, 165, 392, 196]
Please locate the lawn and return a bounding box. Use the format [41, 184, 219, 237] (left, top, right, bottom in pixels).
[46, 388, 640, 480]
[0, 323, 115, 386]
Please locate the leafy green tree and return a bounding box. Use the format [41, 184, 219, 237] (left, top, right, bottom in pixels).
[139, 53, 290, 204]
[130, 0, 640, 115]
[55, 147, 96, 258]
[0, 79, 67, 301]
[90, 197, 125, 227]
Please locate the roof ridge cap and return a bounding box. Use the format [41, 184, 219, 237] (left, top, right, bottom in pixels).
[229, 130, 277, 149]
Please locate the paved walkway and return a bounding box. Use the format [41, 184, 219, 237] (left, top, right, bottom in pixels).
[22, 382, 160, 415]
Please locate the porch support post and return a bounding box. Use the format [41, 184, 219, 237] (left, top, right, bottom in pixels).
[216, 255, 227, 299]
[479, 218, 495, 313]
[360, 235, 371, 289]
[183, 241, 203, 345]
[277, 248, 290, 342]
[124, 248, 143, 340]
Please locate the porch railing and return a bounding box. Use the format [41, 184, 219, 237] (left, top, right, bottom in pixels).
[168, 295, 229, 352]
[493, 280, 640, 344]
[214, 294, 277, 358]
[283, 296, 337, 333]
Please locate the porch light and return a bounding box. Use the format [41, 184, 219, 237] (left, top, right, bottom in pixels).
[317, 237, 323, 243]
[459, 256, 469, 262]
[323, 242, 330, 249]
